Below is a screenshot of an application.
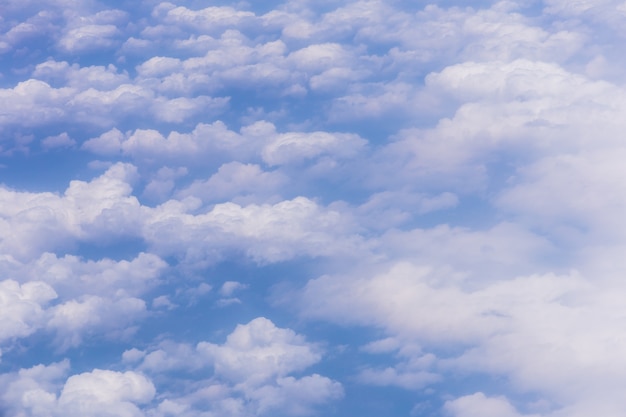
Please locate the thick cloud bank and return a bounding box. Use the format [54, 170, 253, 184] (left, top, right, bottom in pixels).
[1, 0, 625, 416]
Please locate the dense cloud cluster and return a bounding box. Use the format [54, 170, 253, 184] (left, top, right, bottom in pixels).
[2, 0, 626, 416]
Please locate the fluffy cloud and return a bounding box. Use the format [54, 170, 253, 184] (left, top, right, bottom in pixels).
[362, 58, 626, 193]
[42, 132, 76, 149]
[0, 364, 155, 417]
[496, 149, 626, 242]
[0, 79, 225, 131]
[48, 295, 147, 349]
[177, 162, 287, 204]
[5, 0, 626, 416]
[0, 279, 57, 344]
[0, 161, 363, 267]
[58, 9, 128, 53]
[144, 196, 364, 265]
[261, 129, 366, 166]
[444, 393, 537, 417]
[126, 318, 341, 416]
[158, 4, 256, 32]
[0, 252, 166, 350]
[85, 120, 366, 168]
[59, 24, 121, 53]
[249, 374, 343, 416]
[0, 360, 70, 417]
[297, 251, 626, 416]
[22, 252, 166, 299]
[197, 317, 322, 384]
[0, 163, 141, 260]
[58, 369, 155, 416]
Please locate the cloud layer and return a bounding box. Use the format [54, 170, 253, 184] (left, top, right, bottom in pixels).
[2, 0, 626, 416]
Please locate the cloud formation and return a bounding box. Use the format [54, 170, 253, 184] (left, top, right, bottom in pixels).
[2, 0, 626, 416]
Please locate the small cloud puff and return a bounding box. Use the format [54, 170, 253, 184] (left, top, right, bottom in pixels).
[219, 281, 248, 297]
[42, 132, 76, 149]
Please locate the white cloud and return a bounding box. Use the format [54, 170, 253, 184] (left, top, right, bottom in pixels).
[0, 250, 165, 351]
[0, 80, 73, 127]
[444, 393, 537, 417]
[0, 8, 61, 54]
[2, 363, 154, 417]
[136, 56, 182, 78]
[197, 317, 322, 384]
[357, 344, 443, 390]
[0, 280, 57, 344]
[496, 149, 626, 242]
[33, 61, 131, 90]
[59, 24, 121, 53]
[250, 374, 343, 416]
[33, 252, 165, 299]
[6, 1, 626, 416]
[0, 79, 224, 132]
[0, 360, 70, 417]
[160, 4, 256, 33]
[261, 130, 367, 166]
[58, 369, 155, 415]
[132, 31, 293, 94]
[219, 281, 248, 297]
[177, 162, 287, 204]
[153, 95, 228, 123]
[58, 9, 128, 53]
[97, 121, 251, 161]
[81, 128, 125, 155]
[0, 159, 363, 267]
[135, 341, 203, 373]
[360, 58, 626, 193]
[286, 43, 355, 73]
[0, 163, 141, 260]
[84, 122, 367, 184]
[42, 132, 76, 149]
[144, 196, 363, 265]
[355, 190, 458, 229]
[48, 295, 147, 349]
[296, 250, 626, 415]
[134, 317, 341, 417]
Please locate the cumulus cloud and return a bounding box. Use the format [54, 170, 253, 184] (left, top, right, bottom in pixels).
[144, 196, 364, 265]
[0, 79, 226, 131]
[0, 363, 155, 417]
[0, 360, 70, 417]
[58, 9, 128, 53]
[84, 120, 366, 171]
[126, 318, 341, 416]
[177, 162, 287, 204]
[496, 149, 626, 241]
[444, 393, 538, 417]
[219, 281, 248, 297]
[33, 61, 131, 90]
[58, 369, 155, 416]
[42, 132, 76, 149]
[197, 317, 322, 384]
[296, 252, 626, 416]
[0, 163, 141, 260]
[0, 160, 363, 268]
[261, 130, 367, 166]
[5, 0, 626, 416]
[0, 280, 57, 344]
[59, 24, 121, 53]
[48, 295, 147, 349]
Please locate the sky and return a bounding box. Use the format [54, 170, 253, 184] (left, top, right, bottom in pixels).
[1, 0, 626, 416]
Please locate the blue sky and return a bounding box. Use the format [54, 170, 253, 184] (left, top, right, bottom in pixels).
[1, 0, 626, 416]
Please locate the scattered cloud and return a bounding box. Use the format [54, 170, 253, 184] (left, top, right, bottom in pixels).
[2, 0, 626, 416]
